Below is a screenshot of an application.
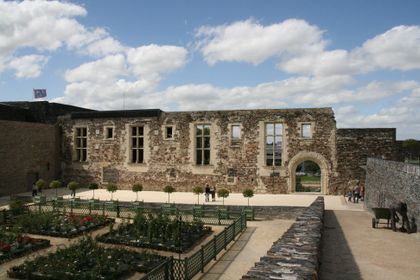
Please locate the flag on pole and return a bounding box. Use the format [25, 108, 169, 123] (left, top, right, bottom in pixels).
[33, 89, 47, 99]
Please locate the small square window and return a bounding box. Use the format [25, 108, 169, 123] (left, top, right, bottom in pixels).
[165, 126, 173, 139]
[302, 124, 312, 138]
[231, 125, 241, 140]
[105, 127, 114, 139]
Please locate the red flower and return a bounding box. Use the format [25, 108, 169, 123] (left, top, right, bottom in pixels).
[0, 241, 11, 252]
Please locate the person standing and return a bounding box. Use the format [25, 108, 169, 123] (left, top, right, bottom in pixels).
[353, 182, 360, 203]
[210, 185, 216, 202]
[205, 184, 210, 202]
[360, 183, 365, 201]
[32, 182, 37, 197]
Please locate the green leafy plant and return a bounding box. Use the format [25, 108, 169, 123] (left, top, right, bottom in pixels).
[35, 179, 46, 193]
[9, 197, 25, 215]
[217, 188, 230, 206]
[242, 189, 254, 206]
[192, 186, 203, 204]
[67, 181, 80, 197]
[88, 183, 99, 199]
[49, 180, 61, 198]
[106, 183, 118, 200]
[132, 183, 143, 201]
[163, 185, 175, 203]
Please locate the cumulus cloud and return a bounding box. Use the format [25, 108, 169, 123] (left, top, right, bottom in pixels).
[195, 19, 420, 77]
[195, 18, 326, 65]
[8, 55, 49, 78]
[54, 45, 189, 110]
[0, 0, 126, 78]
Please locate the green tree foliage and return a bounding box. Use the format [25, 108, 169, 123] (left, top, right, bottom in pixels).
[106, 184, 118, 200]
[217, 188, 230, 206]
[242, 189, 254, 206]
[49, 180, 62, 197]
[193, 186, 203, 204]
[132, 183, 143, 201]
[163, 185, 175, 203]
[88, 183, 99, 199]
[35, 179, 46, 192]
[67, 181, 80, 196]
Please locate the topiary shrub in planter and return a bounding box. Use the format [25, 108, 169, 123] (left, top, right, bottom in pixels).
[163, 185, 175, 203]
[35, 179, 46, 194]
[132, 183, 143, 202]
[88, 183, 99, 199]
[67, 181, 80, 197]
[7, 237, 166, 279]
[107, 183, 118, 201]
[217, 188, 230, 206]
[49, 180, 61, 198]
[193, 186, 203, 204]
[242, 188, 254, 206]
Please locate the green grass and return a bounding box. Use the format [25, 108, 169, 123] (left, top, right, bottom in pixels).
[297, 175, 320, 182]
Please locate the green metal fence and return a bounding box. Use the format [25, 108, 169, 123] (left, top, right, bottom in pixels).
[142, 212, 247, 280]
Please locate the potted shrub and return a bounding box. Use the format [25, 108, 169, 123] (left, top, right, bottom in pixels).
[49, 180, 61, 198]
[132, 183, 143, 202]
[88, 183, 99, 199]
[192, 186, 203, 204]
[242, 188, 254, 206]
[106, 183, 118, 201]
[217, 188, 229, 206]
[67, 181, 80, 197]
[163, 185, 175, 203]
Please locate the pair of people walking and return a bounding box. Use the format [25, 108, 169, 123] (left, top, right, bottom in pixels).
[204, 183, 216, 202]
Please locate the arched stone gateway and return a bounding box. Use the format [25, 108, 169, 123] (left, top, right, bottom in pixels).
[288, 152, 330, 194]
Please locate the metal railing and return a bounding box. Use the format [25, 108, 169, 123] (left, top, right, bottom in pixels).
[142, 212, 247, 280]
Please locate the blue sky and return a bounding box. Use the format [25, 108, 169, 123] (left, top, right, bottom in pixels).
[0, 0, 419, 139]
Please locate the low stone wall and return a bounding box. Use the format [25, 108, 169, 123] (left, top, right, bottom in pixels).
[365, 158, 420, 232]
[242, 196, 324, 279]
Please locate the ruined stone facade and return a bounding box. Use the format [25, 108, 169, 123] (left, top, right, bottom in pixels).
[60, 108, 340, 194]
[0, 102, 400, 195]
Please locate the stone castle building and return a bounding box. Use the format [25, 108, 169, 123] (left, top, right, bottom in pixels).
[0, 101, 399, 196]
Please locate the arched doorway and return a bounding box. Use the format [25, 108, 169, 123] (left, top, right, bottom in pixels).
[295, 160, 321, 192]
[288, 152, 330, 194]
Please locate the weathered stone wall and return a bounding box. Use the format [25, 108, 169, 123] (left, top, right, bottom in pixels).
[242, 196, 324, 279]
[365, 158, 420, 232]
[333, 128, 398, 195]
[60, 108, 337, 194]
[0, 120, 60, 196]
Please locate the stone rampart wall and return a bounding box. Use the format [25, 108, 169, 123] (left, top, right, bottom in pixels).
[242, 196, 324, 279]
[333, 128, 398, 194]
[0, 120, 61, 196]
[365, 158, 420, 232]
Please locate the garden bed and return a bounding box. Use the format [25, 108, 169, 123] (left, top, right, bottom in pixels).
[7, 237, 166, 280]
[97, 211, 212, 253]
[0, 229, 50, 264]
[14, 212, 113, 238]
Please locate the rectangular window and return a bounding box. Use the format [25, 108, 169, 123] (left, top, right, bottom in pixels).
[265, 123, 283, 166]
[196, 124, 210, 165]
[75, 127, 87, 162]
[165, 126, 173, 139]
[231, 125, 241, 140]
[105, 127, 113, 139]
[302, 124, 312, 138]
[131, 126, 144, 163]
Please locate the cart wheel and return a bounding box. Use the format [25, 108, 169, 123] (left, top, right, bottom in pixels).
[372, 218, 376, 228]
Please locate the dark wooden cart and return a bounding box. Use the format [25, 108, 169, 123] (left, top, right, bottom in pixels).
[371, 207, 392, 228]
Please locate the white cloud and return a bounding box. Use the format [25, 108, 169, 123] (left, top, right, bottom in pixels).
[126, 45, 188, 78]
[8, 54, 49, 78]
[195, 18, 326, 65]
[0, 0, 126, 78]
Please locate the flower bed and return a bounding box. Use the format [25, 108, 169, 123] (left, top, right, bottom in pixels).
[97, 211, 212, 252]
[15, 212, 113, 238]
[0, 228, 50, 264]
[8, 237, 166, 280]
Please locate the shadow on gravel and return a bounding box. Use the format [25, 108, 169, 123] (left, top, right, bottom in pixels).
[320, 210, 362, 280]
